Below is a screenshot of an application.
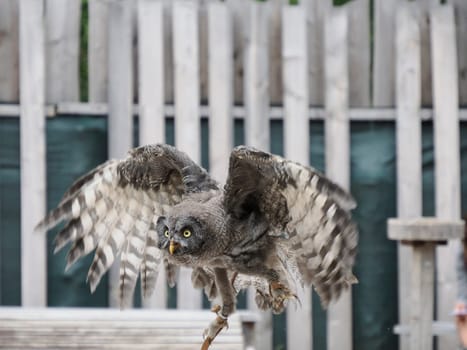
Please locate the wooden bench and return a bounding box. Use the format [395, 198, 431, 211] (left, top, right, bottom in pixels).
[0, 307, 257, 350]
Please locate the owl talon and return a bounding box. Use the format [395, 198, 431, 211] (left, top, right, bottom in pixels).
[201, 309, 229, 350]
[269, 281, 299, 314]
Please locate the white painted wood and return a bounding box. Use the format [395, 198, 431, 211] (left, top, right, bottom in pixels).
[208, 2, 233, 183]
[137, 0, 166, 309]
[411, 243, 436, 350]
[282, 6, 312, 350]
[19, 0, 47, 307]
[347, 0, 371, 107]
[88, 0, 109, 102]
[388, 218, 464, 241]
[45, 0, 81, 103]
[449, 0, 467, 105]
[107, 0, 134, 308]
[431, 5, 461, 350]
[395, 321, 456, 336]
[373, 0, 403, 107]
[244, 3, 272, 350]
[395, 5, 422, 350]
[417, 0, 435, 107]
[79, 3, 116, 106]
[173, 0, 201, 310]
[0, 0, 19, 102]
[324, 7, 352, 350]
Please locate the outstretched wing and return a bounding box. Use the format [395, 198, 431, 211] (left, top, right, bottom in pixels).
[224, 146, 358, 307]
[36, 144, 218, 307]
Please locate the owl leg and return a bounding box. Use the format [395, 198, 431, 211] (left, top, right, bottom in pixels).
[201, 268, 235, 350]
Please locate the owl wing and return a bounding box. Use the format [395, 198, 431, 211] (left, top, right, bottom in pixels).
[223, 146, 358, 307]
[36, 144, 218, 307]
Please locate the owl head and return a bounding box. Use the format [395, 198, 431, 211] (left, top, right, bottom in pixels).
[155, 215, 206, 256]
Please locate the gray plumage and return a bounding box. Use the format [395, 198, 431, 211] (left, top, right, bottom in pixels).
[36, 144, 358, 345]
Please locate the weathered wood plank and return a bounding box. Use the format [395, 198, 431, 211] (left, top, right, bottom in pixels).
[88, 0, 109, 102]
[373, 0, 403, 107]
[45, 0, 81, 103]
[173, 0, 202, 310]
[324, 7, 352, 350]
[395, 5, 422, 350]
[208, 2, 233, 183]
[449, 0, 467, 105]
[244, 3, 272, 349]
[19, 0, 47, 307]
[430, 5, 461, 350]
[137, 0, 166, 309]
[0, 0, 19, 102]
[107, 0, 134, 308]
[282, 5, 312, 350]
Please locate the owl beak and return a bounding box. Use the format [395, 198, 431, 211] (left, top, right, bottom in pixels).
[169, 239, 180, 255]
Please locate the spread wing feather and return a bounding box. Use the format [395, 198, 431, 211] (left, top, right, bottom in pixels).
[35, 144, 217, 307]
[224, 146, 358, 307]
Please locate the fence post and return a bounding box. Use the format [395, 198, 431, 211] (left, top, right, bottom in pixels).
[107, 0, 134, 308]
[282, 4, 312, 350]
[324, 7, 352, 350]
[0, 0, 19, 102]
[19, 0, 47, 307]
[431, 5, 461, 350]
[173, 0, 202, 310]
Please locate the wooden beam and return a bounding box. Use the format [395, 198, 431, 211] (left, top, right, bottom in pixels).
[431, 5, 461, 350]
[324, 7, 352, 350]
[107, 0, 134, 308]
[173, 0, 202, 310]
[208, 2, 233, 183]
[19, 0, 47, 307]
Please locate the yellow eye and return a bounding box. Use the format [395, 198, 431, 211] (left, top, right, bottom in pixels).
[164, 230, 170, 238]
[183, 229, 192, 238]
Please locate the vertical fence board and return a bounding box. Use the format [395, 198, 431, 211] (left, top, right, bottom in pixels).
[324, 8, 352, 350]
[107, 0, 134, 308]
[347, 0, 370, 107]
[395, 5, 422, 350]
[373, 0, 403, 107]
[88, 0, 108, 102]
[19, 0, 47, 307]
[305, 0, 330, 105]
[244, 2, 272, 349]
[449, 0, 467, 105]
[282, 5, 312, 350]
[431, 5, 461, 350]
[208, 2, 233, 183]
[173, 0, 202, 310]
[137, 0, 166, 309]
[0, 0, 19, 102]
[45, 0, 81, 103]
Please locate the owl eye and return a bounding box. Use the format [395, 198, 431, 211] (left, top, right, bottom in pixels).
[164, 229, 170, 238]
[182, 229, 192, 238]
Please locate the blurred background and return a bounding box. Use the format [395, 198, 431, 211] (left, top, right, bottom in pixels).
[0, 0, 466, 349]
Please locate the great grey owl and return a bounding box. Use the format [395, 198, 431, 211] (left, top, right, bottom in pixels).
[36, 144, 358, 349]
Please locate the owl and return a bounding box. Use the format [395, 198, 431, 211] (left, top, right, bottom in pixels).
[36, 144, 358, 349]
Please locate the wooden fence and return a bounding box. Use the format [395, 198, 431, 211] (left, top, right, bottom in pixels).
[1, 0, 467, 349]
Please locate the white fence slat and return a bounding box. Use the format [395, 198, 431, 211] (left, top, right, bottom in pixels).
[282, 5, 312, 350]
[324, 7, 352, 350]
[347, 0, 371, 107]
[449, 0, 467, 104]
[0, 0, 19, 102]
[417, 0, 435, 107]
[173, 0, 202, 310]
[137, 0, 165, 146]
[373, 0, 403, 107]
[244, 3, 272, 349]
[19, 0, 47, 307]
[88, 0, 109, 102]
[431, 5, 461, 350]
[107, 0, 134, 308]
[395, 5, 423, 350]
[137, 0, 166, 309]
[45, 0, 81, 103]
[208, 2, 233, 183]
